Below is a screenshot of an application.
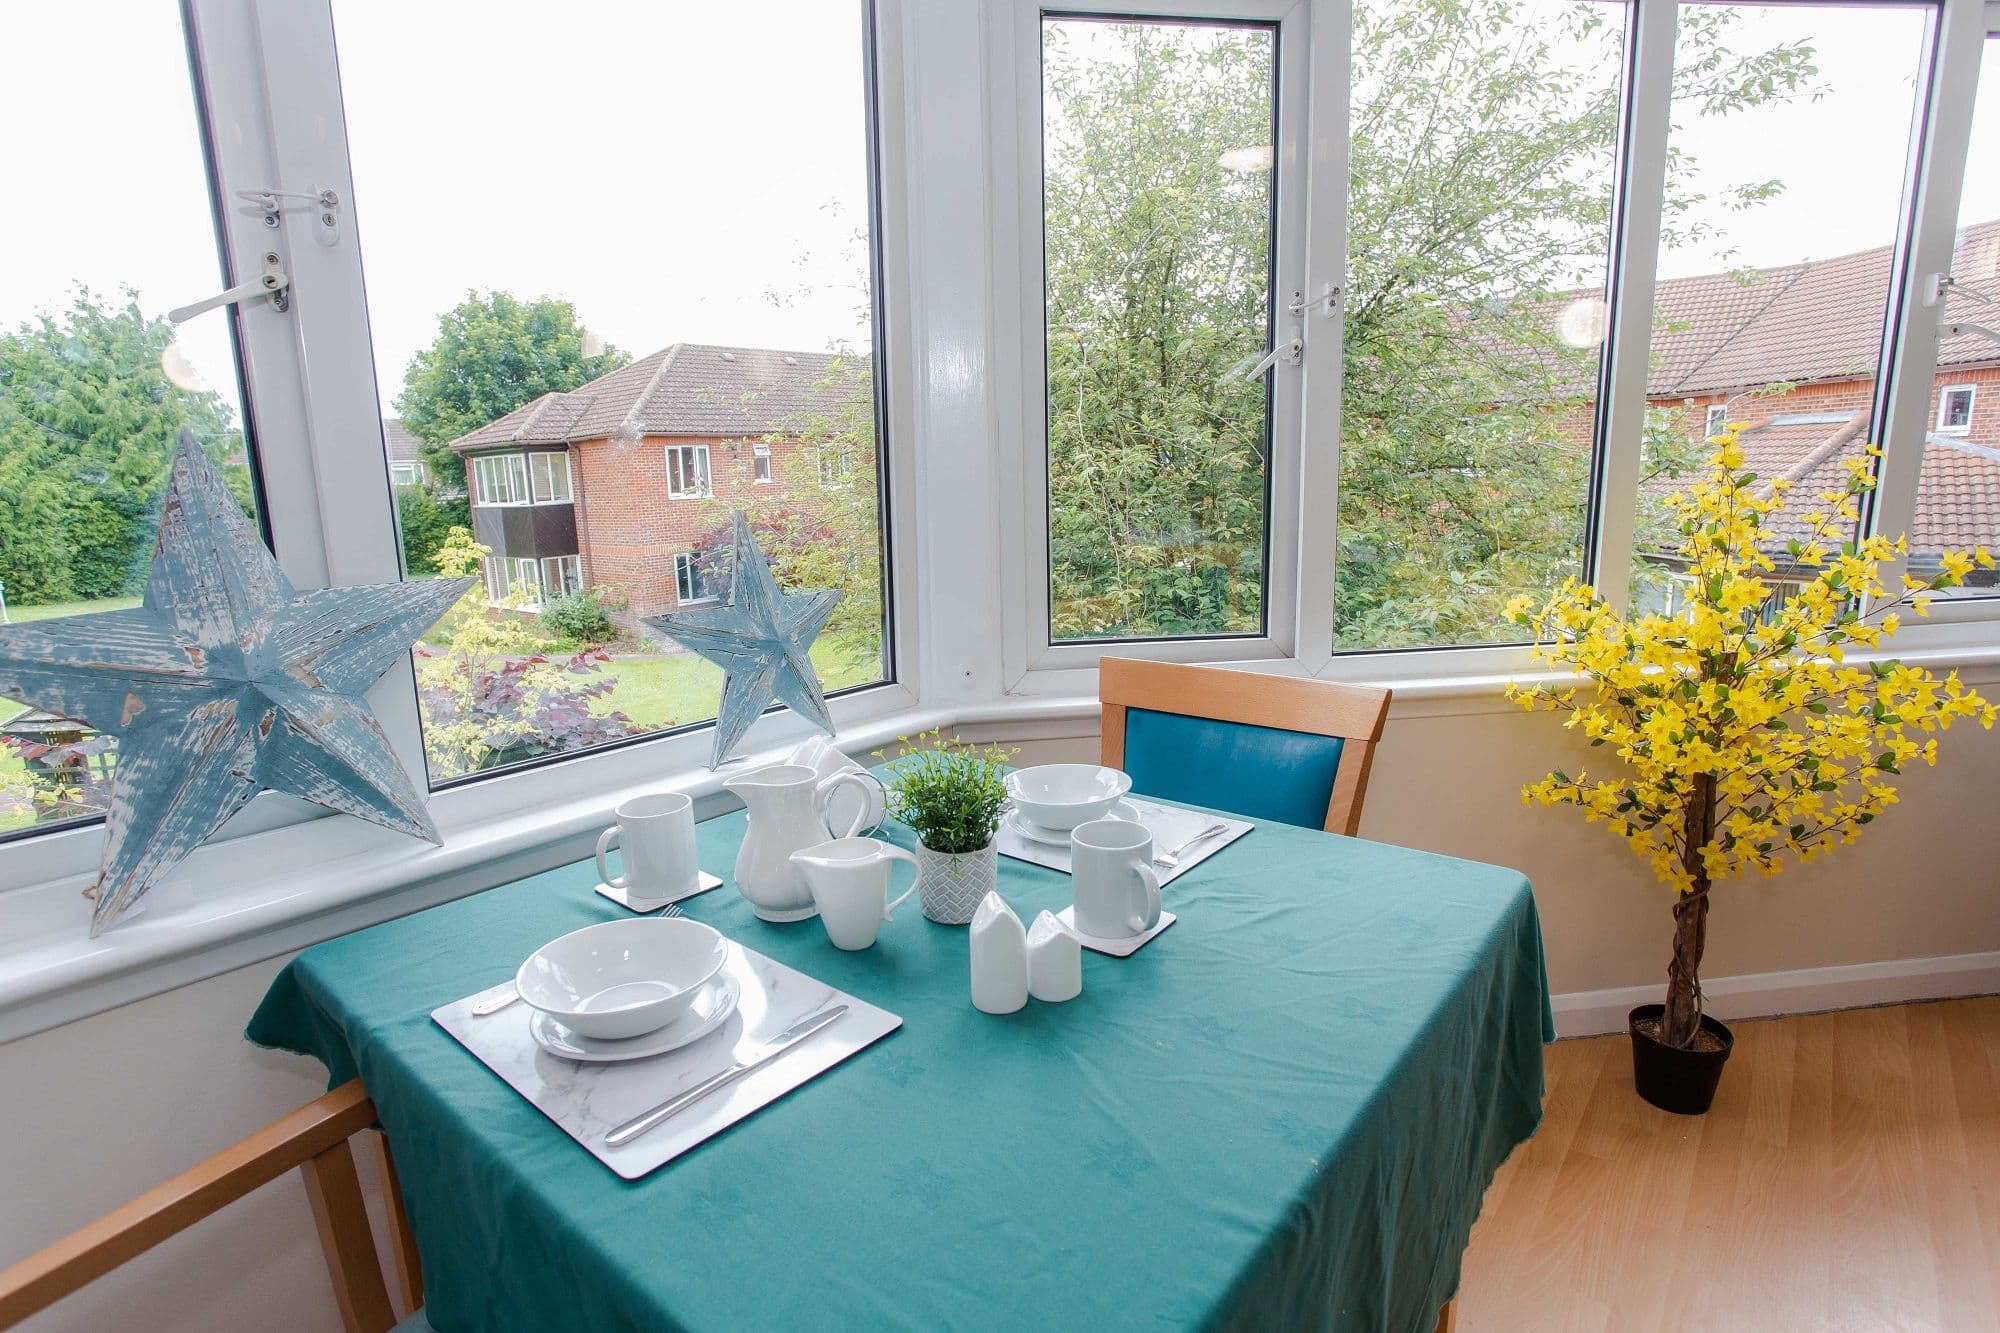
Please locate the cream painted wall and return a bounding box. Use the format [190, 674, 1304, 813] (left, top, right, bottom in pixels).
[979, 699, 2000, 1004]
[3, 699, 1994, 1330]
[0, 955, 394, 1333]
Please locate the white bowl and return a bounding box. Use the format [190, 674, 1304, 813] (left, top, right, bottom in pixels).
[515, 917, 729, 1041]
[1004, 764, 1134, 833]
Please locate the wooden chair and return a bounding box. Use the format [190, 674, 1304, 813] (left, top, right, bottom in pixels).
[1099, 657, 1392, 835]
[0, 1079, 423, 1333]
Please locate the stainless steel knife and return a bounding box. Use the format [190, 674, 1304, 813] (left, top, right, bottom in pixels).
[603, 1003, 849, 1148]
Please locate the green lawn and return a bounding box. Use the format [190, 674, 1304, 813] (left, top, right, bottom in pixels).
[590, 636, 884, 731]
[3, 596, 141, 624]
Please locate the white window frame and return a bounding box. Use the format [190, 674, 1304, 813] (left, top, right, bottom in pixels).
[818, 444, 854, 490]
[1703, 404, 1729, 439]
[7, 0, 2000, 1040]
[675, 551, 722, 605]
[540, 554, 583, 598]
[989, 0, 1332, 693]
[1938, 385, 1977, 433]
[529, 450, 573, 503]
[665, 443, 713, 499]
[389, 460, 424, 486]
[753, 441, 773, 483]
[472, 453, 531, 507]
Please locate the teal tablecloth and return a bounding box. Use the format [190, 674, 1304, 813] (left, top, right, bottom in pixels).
[249, 787, 1552, 1333]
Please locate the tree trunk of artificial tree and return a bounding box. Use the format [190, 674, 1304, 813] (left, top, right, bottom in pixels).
[1662, 773, 1716, 1049]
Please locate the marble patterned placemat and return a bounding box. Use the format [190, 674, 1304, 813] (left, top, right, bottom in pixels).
[996, 798, 1252, 884]
[434, 943, 901, 1180]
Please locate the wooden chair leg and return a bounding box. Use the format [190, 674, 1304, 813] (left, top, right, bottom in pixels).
[300, 1139, 396, 1333]
[369, 1132, 423, 1316]
[1436, 1297, 1457, 1333]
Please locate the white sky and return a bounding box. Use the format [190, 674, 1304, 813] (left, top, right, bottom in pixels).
[0, 3, 1994, 424]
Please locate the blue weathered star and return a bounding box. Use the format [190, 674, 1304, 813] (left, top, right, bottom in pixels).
[644, 511, 842, 768]
[0, 432, 473, 935]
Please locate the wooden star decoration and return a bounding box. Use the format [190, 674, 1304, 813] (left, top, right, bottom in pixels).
[0, 432, 473, 935]
[644, 511, 842, 768]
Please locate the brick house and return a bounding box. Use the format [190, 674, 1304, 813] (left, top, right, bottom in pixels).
[1633, 219, 2000, 589]
[446, 343, 868, 620]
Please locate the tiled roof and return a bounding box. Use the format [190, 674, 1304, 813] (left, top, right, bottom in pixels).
[1641, 410, 2000, 558]
[448, 344, 868, 453]
[381, 417, 424, 464]
[1648, 219, 2000, 397]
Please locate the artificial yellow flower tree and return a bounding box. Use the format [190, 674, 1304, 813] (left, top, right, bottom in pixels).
[1504, 427, 1996, 1052]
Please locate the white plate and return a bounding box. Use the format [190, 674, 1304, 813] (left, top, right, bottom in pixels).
[1006, 798, 1140, 846]
[529, 972, 741, 1063]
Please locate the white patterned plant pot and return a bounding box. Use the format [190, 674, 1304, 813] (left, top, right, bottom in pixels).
[915, 838, 998, 925]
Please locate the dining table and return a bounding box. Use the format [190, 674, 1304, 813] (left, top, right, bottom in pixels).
[247, 769, 1554, 1333]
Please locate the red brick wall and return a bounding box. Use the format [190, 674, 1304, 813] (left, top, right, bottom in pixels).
[571, 434, 811, 620]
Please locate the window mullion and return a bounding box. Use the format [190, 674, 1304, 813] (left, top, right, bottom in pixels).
[1866, 0, 1987, 586]
[1587, 0, 1678, 615]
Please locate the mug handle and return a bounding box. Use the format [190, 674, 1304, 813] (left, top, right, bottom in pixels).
[595, 826, 627, 889]
[1129, 862, 1162, 935]
[881, 844, 920, 920]
[815, 770, 881, 839]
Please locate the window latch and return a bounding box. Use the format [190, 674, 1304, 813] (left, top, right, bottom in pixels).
[236, 187, 343, 247]
[1242, 336, 1302, 382]
[168, 251, 290, 324]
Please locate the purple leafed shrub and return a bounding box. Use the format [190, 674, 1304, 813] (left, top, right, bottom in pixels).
[415, 646, 640, 770]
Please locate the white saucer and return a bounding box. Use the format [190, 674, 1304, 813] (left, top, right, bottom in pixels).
[529, 971, 741, 1063]
[1006, 799, 1141, 846]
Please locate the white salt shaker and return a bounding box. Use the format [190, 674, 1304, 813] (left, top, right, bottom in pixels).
[1026, 911, 1082, 1003]
[970, 891, 1029, 1014]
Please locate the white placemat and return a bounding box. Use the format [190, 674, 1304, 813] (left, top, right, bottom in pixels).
[434, 943, 900, 1180]
[995, 798, 1252, 883]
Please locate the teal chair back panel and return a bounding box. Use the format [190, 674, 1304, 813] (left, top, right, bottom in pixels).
[1119, 706, 1345, 830]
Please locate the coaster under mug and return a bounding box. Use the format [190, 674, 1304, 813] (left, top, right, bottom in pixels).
[1056, 905, 1177, 957]
[595, 871, 724, 914]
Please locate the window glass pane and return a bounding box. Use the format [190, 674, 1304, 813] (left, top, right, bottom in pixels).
[1919, 34, 2000, 598]
[1042, 16, 1274, 642]
[0, 3, 261, 838]
[1627, 4, 1926, 615]
[342, 0, 891, 784]
[1334, 0, 1621, 649]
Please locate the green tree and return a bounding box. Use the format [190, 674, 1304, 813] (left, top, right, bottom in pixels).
[0, 291, 249, 605]
[1040, 2, 1816, 646]
[394, 290, 628, 502]
[394, 481, 453, 578]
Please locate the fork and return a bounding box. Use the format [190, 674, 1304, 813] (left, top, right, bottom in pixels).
[473, 901, 684, 1015]
[1153, 822, 1229, 870]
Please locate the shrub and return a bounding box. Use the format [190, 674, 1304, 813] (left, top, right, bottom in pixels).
[540, 588, 615, 646]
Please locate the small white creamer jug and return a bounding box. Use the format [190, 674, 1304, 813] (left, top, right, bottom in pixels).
[791, 837, 919, 950]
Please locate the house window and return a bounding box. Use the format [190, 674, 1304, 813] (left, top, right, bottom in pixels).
[529, 451, 573, 503]
[1704, 405, 1729, 440]
[390, 461, 425, 487]
[753, 442, 772, 484]
[540, 555, 584, 598]
[818, 446, 853, 490]
[675, 552, 722, 605]
[1042, 15, 1276, 643]
[1939, 386, 1976, 434]
[666, 444, 712, 499]
[472, 454, 530, 506]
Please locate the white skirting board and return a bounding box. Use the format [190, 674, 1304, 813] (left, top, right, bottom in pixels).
[1550, 950, 2000, 1038]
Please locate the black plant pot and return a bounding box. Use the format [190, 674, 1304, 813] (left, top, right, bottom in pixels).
[1628, 1003, 1734, 1115]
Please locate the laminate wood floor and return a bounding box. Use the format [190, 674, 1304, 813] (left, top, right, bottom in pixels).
[1456, 997, 2000, 1332]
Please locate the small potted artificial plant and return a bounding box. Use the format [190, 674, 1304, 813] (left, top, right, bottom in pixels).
[881, 730, 1014, 924]
[1507, 428, 1995, 1115]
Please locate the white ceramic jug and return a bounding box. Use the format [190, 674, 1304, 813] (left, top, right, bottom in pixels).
[725, 763, 880, 921]
[790, 837, 920, 950]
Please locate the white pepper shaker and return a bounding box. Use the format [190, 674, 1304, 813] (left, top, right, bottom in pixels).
[970, 891, 1029, 1014]
[1026, 911, 1083, 1003]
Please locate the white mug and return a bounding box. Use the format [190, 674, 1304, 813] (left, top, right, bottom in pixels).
[790, 837, 919, 950]
[1071, 818, 1162, 939]
[595, 793, 700, 903]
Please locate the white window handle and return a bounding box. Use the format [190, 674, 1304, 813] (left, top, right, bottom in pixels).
[1242, 336, 1302, 381]
[169, 252, 289, 324]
